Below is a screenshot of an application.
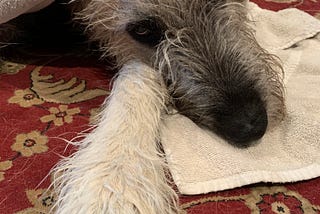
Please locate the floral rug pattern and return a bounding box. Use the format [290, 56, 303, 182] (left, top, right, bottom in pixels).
[1, 0, 320, 213]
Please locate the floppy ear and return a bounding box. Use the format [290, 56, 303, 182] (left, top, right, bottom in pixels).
[74, 0, 121, 43]
[76, 0, 120, 26]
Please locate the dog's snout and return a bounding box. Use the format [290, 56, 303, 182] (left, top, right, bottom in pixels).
[215, 93, 268, 148]
[226, 103, 268, 146]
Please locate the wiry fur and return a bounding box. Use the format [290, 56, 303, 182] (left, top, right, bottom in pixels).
[31, 0, 284, 213]
[77, 0, 285, 143]
[53, 62, 179, 213]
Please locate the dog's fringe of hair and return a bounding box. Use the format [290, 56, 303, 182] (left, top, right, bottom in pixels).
[78, 0, 285, 126]
[51, 61, 179, 214]
[155, 1, 285, 127]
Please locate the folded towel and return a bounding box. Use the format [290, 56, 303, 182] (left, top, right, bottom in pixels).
[161, 2, 320, 195]
[0, 0, 53, 24]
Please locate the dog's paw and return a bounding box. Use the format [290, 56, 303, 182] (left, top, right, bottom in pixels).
[52, 139, 178, 214]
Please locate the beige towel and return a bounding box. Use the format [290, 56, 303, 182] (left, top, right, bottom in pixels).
[161, 2, 320, 195]
[0, 0, 53, 24]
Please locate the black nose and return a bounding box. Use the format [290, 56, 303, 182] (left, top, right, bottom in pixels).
[215, 95, 268, 148]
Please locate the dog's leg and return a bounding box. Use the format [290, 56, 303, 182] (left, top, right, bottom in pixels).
[52, 61, 179, 214]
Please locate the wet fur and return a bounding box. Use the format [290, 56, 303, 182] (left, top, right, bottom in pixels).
[78, 0, 285, 143]
[0, 0, 286, 213]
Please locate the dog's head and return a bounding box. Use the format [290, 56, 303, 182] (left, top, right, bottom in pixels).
[80, 0, 285, 147]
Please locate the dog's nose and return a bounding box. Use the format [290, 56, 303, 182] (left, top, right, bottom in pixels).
[215, 96, 268, 148]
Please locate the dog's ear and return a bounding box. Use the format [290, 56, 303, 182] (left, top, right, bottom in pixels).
[76, 0, 121, 28]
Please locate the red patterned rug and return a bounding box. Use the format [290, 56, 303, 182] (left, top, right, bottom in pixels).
[1, 1, 320, 213]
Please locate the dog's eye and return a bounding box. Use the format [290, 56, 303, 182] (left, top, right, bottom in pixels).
[134, 26, 151, 36]
[126, 17, 165, 47]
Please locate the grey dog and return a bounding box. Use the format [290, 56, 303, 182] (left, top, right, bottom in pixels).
[1, 0, 286, 212]
[78, 0, 285, 147]
[1, 0, 285, 147]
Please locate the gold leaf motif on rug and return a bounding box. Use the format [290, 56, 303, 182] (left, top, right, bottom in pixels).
[31, 66, 109, 104]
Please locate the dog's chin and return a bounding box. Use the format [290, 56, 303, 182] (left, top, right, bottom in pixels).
[224, 135, 263, 149]
[198, 122, 265, 149]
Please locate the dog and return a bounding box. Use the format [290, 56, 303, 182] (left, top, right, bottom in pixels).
[75, 0, 285, 147]
[0, 0, 286, 213]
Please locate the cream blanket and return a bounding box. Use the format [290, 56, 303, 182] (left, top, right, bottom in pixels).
[161, 2, 320, 195]
[0, 0, 53, 24]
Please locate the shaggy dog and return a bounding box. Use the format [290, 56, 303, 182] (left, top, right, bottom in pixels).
[74, 0, 285, 146]
[0, 0, 285, 213]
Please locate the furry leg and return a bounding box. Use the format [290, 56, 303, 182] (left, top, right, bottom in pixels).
[52, 61, 179, 214]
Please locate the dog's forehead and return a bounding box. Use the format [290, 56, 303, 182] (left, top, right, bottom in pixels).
[115, 0, 229, 30]
[120, 0, 196, 8]
[118, 0, 224, 19]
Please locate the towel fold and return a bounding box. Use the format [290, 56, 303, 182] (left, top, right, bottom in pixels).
[161, 2, 320, 195]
